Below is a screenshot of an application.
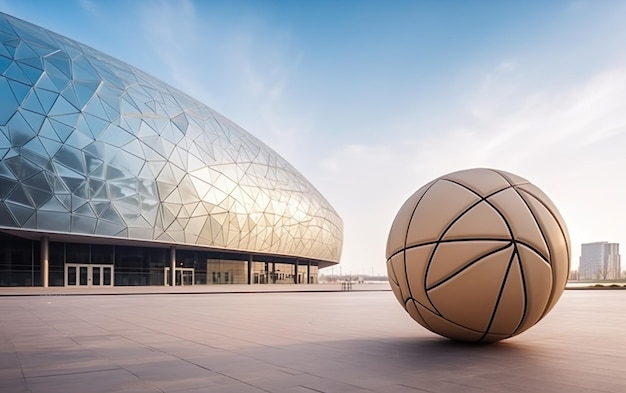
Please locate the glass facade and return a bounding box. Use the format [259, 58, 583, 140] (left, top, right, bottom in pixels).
[0, 232, 320, 286]
[0, 234, 39, 286]
[0, 11, 342, 287]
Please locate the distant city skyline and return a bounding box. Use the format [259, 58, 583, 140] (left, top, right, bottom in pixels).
[2, 1, 626, 274]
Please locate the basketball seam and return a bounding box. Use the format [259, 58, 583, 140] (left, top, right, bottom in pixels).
[403, 180, 438, 326]
[398, 239, 550, 264]
[515, 187, 570, 320]
[425, 242, 513, 291]
[478, 246, 518, 342]
[510, 253, 529, 337]
[413, 299, 489, 336]
[516, 187, 571, 267]
[423, 184, 516, 317]
[443, 177, 512, 200]
[491, 168, 530, 189]
[423, 196, 486, 315]
[427, 181, 519, 339]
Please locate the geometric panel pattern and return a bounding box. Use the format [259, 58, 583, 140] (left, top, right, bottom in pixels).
[0, 13, 343, 263]
[386, 168, 570, 342]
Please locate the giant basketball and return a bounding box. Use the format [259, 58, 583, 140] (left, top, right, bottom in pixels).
[386, 168, 570, 342]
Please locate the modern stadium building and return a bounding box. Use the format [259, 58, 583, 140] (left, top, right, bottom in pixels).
[0, 13, 343, 288]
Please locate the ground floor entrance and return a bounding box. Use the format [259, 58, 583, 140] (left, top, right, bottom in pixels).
[0, 232, 322, 287]
[65, 264, 114, 287]
[165, 267, 195, 286]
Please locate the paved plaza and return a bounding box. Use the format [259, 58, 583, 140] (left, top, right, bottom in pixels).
[1, 288, 625, 392]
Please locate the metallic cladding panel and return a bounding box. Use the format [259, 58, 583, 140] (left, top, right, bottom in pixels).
[0, 13, 342, 263]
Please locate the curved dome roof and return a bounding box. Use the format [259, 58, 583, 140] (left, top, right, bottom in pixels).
[0, 13, 342, 263]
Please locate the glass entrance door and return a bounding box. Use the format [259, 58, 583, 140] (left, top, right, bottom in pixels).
[164, 267, 195, 286]
[65, 264, 114, 287]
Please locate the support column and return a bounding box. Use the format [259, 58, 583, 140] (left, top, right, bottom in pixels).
[294, 259, 299, 284]
[40, 236, 49, 288]
[247, 254, 252, 285]
[170, 246, 176, 286]
[307, 260, 311, 284]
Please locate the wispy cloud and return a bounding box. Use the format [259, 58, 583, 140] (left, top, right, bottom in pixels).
[316, 65, 626, 274]
[77, 0, 99, 18]
[136, 1, 309, 162]
[137, 0, 200, 97]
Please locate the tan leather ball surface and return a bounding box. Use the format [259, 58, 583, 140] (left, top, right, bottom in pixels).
[386, 168, 570, 343]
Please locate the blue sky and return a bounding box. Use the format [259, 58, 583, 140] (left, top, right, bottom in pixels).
[3, 0, 626, 275]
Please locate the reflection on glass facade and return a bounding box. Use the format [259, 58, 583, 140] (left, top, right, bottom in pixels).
[0, 232, 322, 286]
[0, 10, 342, 285]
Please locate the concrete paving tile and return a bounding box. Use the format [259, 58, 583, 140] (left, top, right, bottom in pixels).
[0, 290, 625, 393]
[24, 368, 157, 393]
[120, 358, 224, 391]
[0, 378, 29, 393]
[18, 352, 115, 378]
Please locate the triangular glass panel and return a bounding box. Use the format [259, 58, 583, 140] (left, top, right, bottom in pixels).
[87, 177, 105, 198]
[7, 78, 30, 103]
[24, 40, 56, 57]
[42, 61, 70, 90]
[0, 176, 17, 199]
[5, 200, 35, 225]
[54, 191, 72, 209]
[2, 38, 18, 56]
[17, 56, 44, 71]
[91, 181, 109, 200]
[20, 109, 45, 135]
[4, 155, 40, 180]
[3, 60, 30, 84]
[39, 195, 67, 212]
[43, 50, 71, 79]
[36, 209, 70, 232]
[96, 91, 121, 120]
[84, 153, 103, 174]
[15, 41, 39, 60]
[23, 136, 49, 158]
[100, 125, 134, 147]
[171, 113, 188, 133]
[65, 125, 93, 149]
[82, 96, 108, 121]
[99, 204, 124, 224]
[48, 94, 79, 116]
[0, 79, 18, 124]
[16, 61, 43, 84]
[120, 94, 141, 114]
[53, 144, 84, 173]
[71, 214, 97, 233]
[95, 219, 125, 236]
[110, 150, 144, 176]
[21, 89, 44, 112]
[83, 140, 106, 159]
[104, 164, 125, 181]
[120, 112, 141, 135]
[128, 226, 153, 240]
[60, 83, 80, 109]
[71, 55, 99, 81]
[74, 202, 96, 217]
[42, 118, 74, 142]
[121, 138, 144, 159]
[90, 201, 111, 217]
[73, 80, 100, 109]
[33, 71, 58, 91]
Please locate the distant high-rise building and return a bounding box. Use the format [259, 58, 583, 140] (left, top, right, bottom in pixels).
[579, 242, 621, 280]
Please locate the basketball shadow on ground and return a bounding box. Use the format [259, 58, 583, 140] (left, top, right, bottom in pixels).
[240, 333, 549, 382]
